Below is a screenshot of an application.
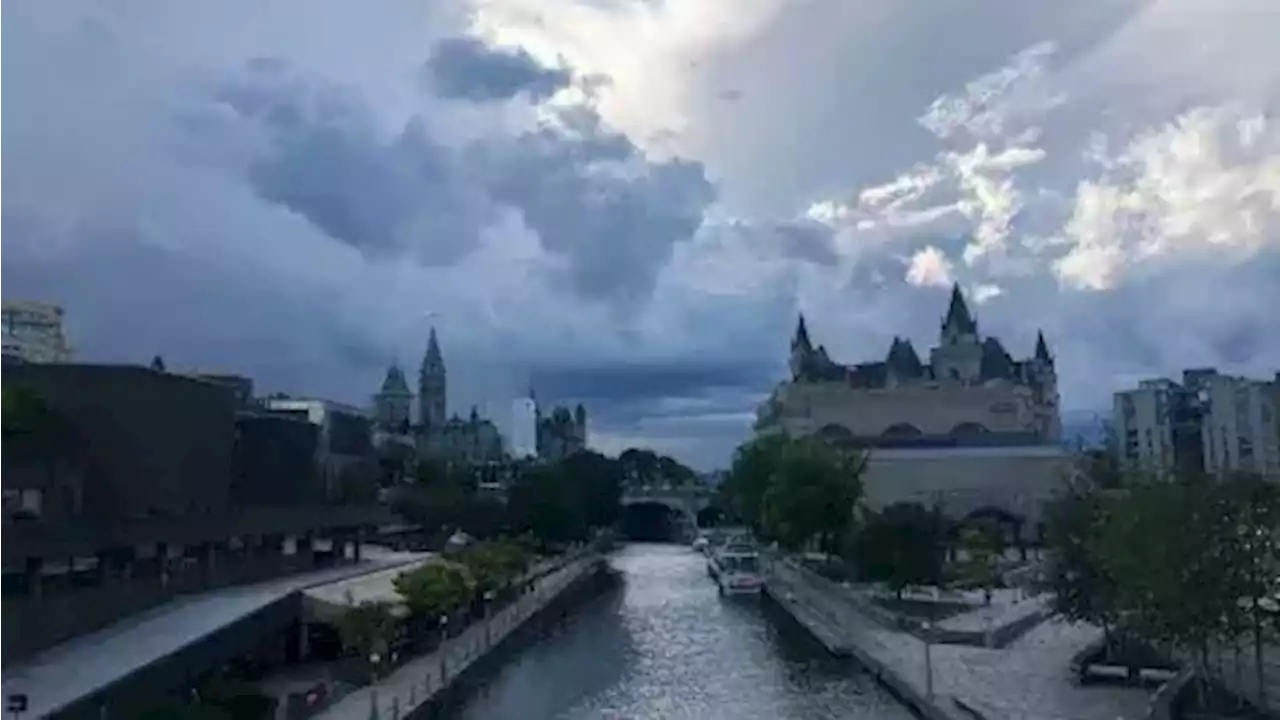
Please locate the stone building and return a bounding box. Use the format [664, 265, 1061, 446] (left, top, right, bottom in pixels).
[756, 284, 1068, 532]
[536, 402, 588, 461]
[757, 284, 1060, 446]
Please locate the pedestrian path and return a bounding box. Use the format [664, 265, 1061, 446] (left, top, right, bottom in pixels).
[0, 549, 428, 718]
[769, 559, 1153, 720]
[313, 557, 596, 720]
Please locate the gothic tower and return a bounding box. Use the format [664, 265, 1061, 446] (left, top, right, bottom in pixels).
[374, 364, 413, 432]
[419, 327, 447, 428]
[930, 284, 984, 383]
[1032, 329, 1062, 441]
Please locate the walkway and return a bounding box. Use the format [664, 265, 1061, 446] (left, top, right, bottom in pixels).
[769, 559, 1153, 720]
[1, 548, 427, 718]
[313, 557, 596, 720]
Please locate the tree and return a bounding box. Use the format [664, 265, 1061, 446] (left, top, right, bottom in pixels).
[393, 563, 471, 625]
[505, 463, 588, 546]
[957, 520, 1004, 605]
[719, 433, 789, 534]
[1217, 472, 1280, 708]
[760, 435, 864, 553]
[559, 450, 624, 528]
[459, 540, 530, 593]
[1042, 480, 1119, 631]
[335, 598, 397, 663]
[852, 502, 945, 598]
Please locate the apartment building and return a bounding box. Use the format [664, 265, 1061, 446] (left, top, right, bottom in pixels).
[2, 300, 73, 364]
[1113, 368, 1279, 479]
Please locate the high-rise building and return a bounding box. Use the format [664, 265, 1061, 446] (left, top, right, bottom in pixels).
[510, 394, 539, 459]
[2, 300, 73, 364]
[1113, 369, 1279, 479]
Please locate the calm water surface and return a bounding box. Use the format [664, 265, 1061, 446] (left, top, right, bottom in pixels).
[447, 543, 913, 720]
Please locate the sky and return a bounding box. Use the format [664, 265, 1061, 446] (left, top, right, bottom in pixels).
[3, 0, 1279, 470]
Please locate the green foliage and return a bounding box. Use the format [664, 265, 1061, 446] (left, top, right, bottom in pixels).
[393, 563, 471, 621]
[1042, 479, 1119, 628]
[721, 433, 865, 552]
[505, 450, 623, 546]
[957, 520, 1005, 602]
[458, 539, 530, 592]
[335, 599, 397, 659]
[852, 502, 945, 597]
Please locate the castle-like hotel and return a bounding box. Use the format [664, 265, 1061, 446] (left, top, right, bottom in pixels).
[370, 328, 587, 464]
[757, 284, 1061, 448]
[757, 285, 1068, 530]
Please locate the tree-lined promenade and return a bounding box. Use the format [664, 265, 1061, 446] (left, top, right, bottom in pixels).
[717, 429, 1280, 713]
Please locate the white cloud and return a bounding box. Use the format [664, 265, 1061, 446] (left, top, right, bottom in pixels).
[905, 246, 955, 288]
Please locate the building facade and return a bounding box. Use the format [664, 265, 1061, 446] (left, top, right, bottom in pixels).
[1113, 368, 1280, 479]
[509, 395, 539, 459]
[261, 397, 375, 500]
[753, 285, 1068, 529]
[757, 284, 1060, 447]
[2, 300, 73, 364]
[537, 403, 588, 461]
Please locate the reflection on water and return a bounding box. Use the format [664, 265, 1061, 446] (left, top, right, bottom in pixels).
[447, 544, 913, 720]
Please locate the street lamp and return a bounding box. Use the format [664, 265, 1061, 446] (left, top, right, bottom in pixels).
[368, 652, 382, 720]
[921, 621, 934, 699]
[483, 590, 497, 649]
[438, 614, 450, 687]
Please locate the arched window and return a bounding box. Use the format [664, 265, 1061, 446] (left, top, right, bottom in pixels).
[949, 422, 990, 437]
[817, 423, 856, 447]
[881, 423, 924, 438]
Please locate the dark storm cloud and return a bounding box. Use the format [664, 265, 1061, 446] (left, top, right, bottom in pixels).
[427, 37, 572, 103]
[478, 107, 716, 307]
[530, 358, 780, 404]
[216, 59, 488, 264]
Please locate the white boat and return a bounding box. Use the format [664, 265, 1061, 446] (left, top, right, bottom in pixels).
[712, 543, 763, 596]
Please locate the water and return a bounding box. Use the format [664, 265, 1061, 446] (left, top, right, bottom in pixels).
[446, 544, 914, 720]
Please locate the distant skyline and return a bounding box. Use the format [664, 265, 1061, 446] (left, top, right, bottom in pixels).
[4, 0, 1278, 470]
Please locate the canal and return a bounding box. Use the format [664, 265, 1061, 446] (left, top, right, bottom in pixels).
[445, 544, 914, 720]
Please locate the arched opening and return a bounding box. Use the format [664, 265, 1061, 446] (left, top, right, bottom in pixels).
[817, 423, 857, 448]
[695, 504, 725, 528]
[620, 501, 690, 543]
[881, 422, 924, 438]
[960, 506, 1028, 562]
[949, 421, 990, 437]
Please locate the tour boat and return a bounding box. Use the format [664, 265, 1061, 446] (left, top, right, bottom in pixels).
[712, 543, 763, 597]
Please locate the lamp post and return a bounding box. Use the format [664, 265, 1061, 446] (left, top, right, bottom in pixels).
[923, 626, 936, 699]
[368, 652, 382, 720]
[438, 614, 450, 687]
[483, 590, 496, 649]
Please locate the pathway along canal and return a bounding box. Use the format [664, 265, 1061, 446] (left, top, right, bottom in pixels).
[444, 544, 914, 720]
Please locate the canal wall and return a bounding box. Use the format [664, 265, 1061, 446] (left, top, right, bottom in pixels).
[763, 558, 962, 720]
[414, 557, 616, 719]
[311, 555, 609, 720]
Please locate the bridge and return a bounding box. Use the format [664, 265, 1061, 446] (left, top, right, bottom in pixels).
[620, 485, 714, 526]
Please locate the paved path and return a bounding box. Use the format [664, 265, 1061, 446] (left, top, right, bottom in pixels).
[313, 557, 597, 720]
[769, 559, 1153, 720]
[1, 549, 428, 718]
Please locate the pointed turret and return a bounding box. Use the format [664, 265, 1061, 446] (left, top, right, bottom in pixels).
[424, 327, 444, 369]
[1035, 330, 1053, 364]
[380, 364, 410, 395]
[791, 314, 813, 352]
[942, 283, 977, 336]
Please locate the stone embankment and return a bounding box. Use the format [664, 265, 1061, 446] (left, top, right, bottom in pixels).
[764, 556, 1155, 720]
[314, 553, 608, 720]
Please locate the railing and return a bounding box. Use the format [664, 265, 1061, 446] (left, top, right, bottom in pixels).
[317, 556, 598, 720]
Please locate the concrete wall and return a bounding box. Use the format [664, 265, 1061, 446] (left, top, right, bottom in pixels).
[860, 446, 1072, 526]
[776, 380, 1042, 437]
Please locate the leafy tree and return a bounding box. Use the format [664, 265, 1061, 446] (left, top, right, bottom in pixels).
[459, 539, 530, 593]
[560, 450, 624, 528]
[957, 520, 1004, 605]
[852, 502, 945, 598]
[760, 435, 864, 553]
[1216, 472, 1280, 706]
[505, 463, 588, 546]
[393, 563, 471, 624]
[1042, 480, 1119, 631]
[719, 433, 789, 534]
[335, 598, 397, 662]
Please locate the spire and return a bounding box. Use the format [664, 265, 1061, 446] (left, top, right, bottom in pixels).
[380, 364, 410, 395]
[941, 283, 977, 336]
[1035, 330, 1053, 364]
[791, 313, 813, 351]
[424, 327, 443, 369]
